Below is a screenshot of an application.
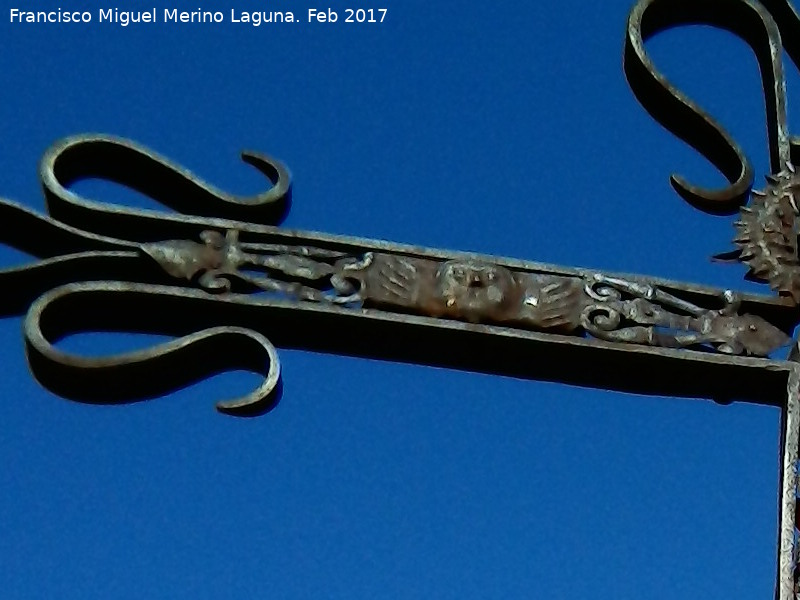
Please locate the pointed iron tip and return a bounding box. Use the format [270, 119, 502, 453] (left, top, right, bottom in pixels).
[711, 250, 742, 262]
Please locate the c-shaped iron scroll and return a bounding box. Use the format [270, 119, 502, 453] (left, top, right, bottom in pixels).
[2, 132, 798, 414]
[2, 134, 293, 415]
[625, 0, 800, 214]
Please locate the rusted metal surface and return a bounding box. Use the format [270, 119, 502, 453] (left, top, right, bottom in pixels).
[626, 0, 800, 304]
[626, 2, 800, 598]
[1, 0, 800, 597]
[144, 235, 792, 355]
[779, 366, 800, 600]
[0, 133, 794, 419]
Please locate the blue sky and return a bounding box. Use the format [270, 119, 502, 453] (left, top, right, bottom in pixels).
[0, 0, 790, 598]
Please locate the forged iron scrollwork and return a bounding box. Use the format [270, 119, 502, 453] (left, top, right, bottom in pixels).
[143, 230, 369, 303]
[143, 232, 792, 358]
[581, 275, 790, 355]
[0, 133, 793, 416]
[4, 6, 800, 600]
[625, 0, 800, 302]
[3, 1, 800, 416]
[135, 223, 793, 357]
[6, 133, 297, 415]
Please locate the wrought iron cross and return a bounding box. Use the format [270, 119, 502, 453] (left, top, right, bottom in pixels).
[4, 0, 800, 596]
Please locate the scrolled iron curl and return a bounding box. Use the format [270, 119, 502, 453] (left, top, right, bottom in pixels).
[0, 134, 294, 414]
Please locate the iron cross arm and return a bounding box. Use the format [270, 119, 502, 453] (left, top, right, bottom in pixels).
[6, 0, 800, 597]
[3, 0, 800, 417]
[0, 132, 793, 417]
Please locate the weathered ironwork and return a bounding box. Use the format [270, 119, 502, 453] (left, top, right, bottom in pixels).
[4, 0, 800, 597]
[5, 132, 795, 413]
[0, 128, 783, 415]
[626, 0, 800, 298]
[142, 231, 794, 353]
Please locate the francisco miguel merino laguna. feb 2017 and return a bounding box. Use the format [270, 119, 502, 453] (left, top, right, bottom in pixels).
[9, 8, 297, 25]
[9, 7, 388, 25]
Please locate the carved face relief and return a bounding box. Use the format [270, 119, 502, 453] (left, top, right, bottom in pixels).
[434, 260, 518, 321]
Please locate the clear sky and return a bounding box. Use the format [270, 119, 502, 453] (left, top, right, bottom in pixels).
[0, 0, 791, 598]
